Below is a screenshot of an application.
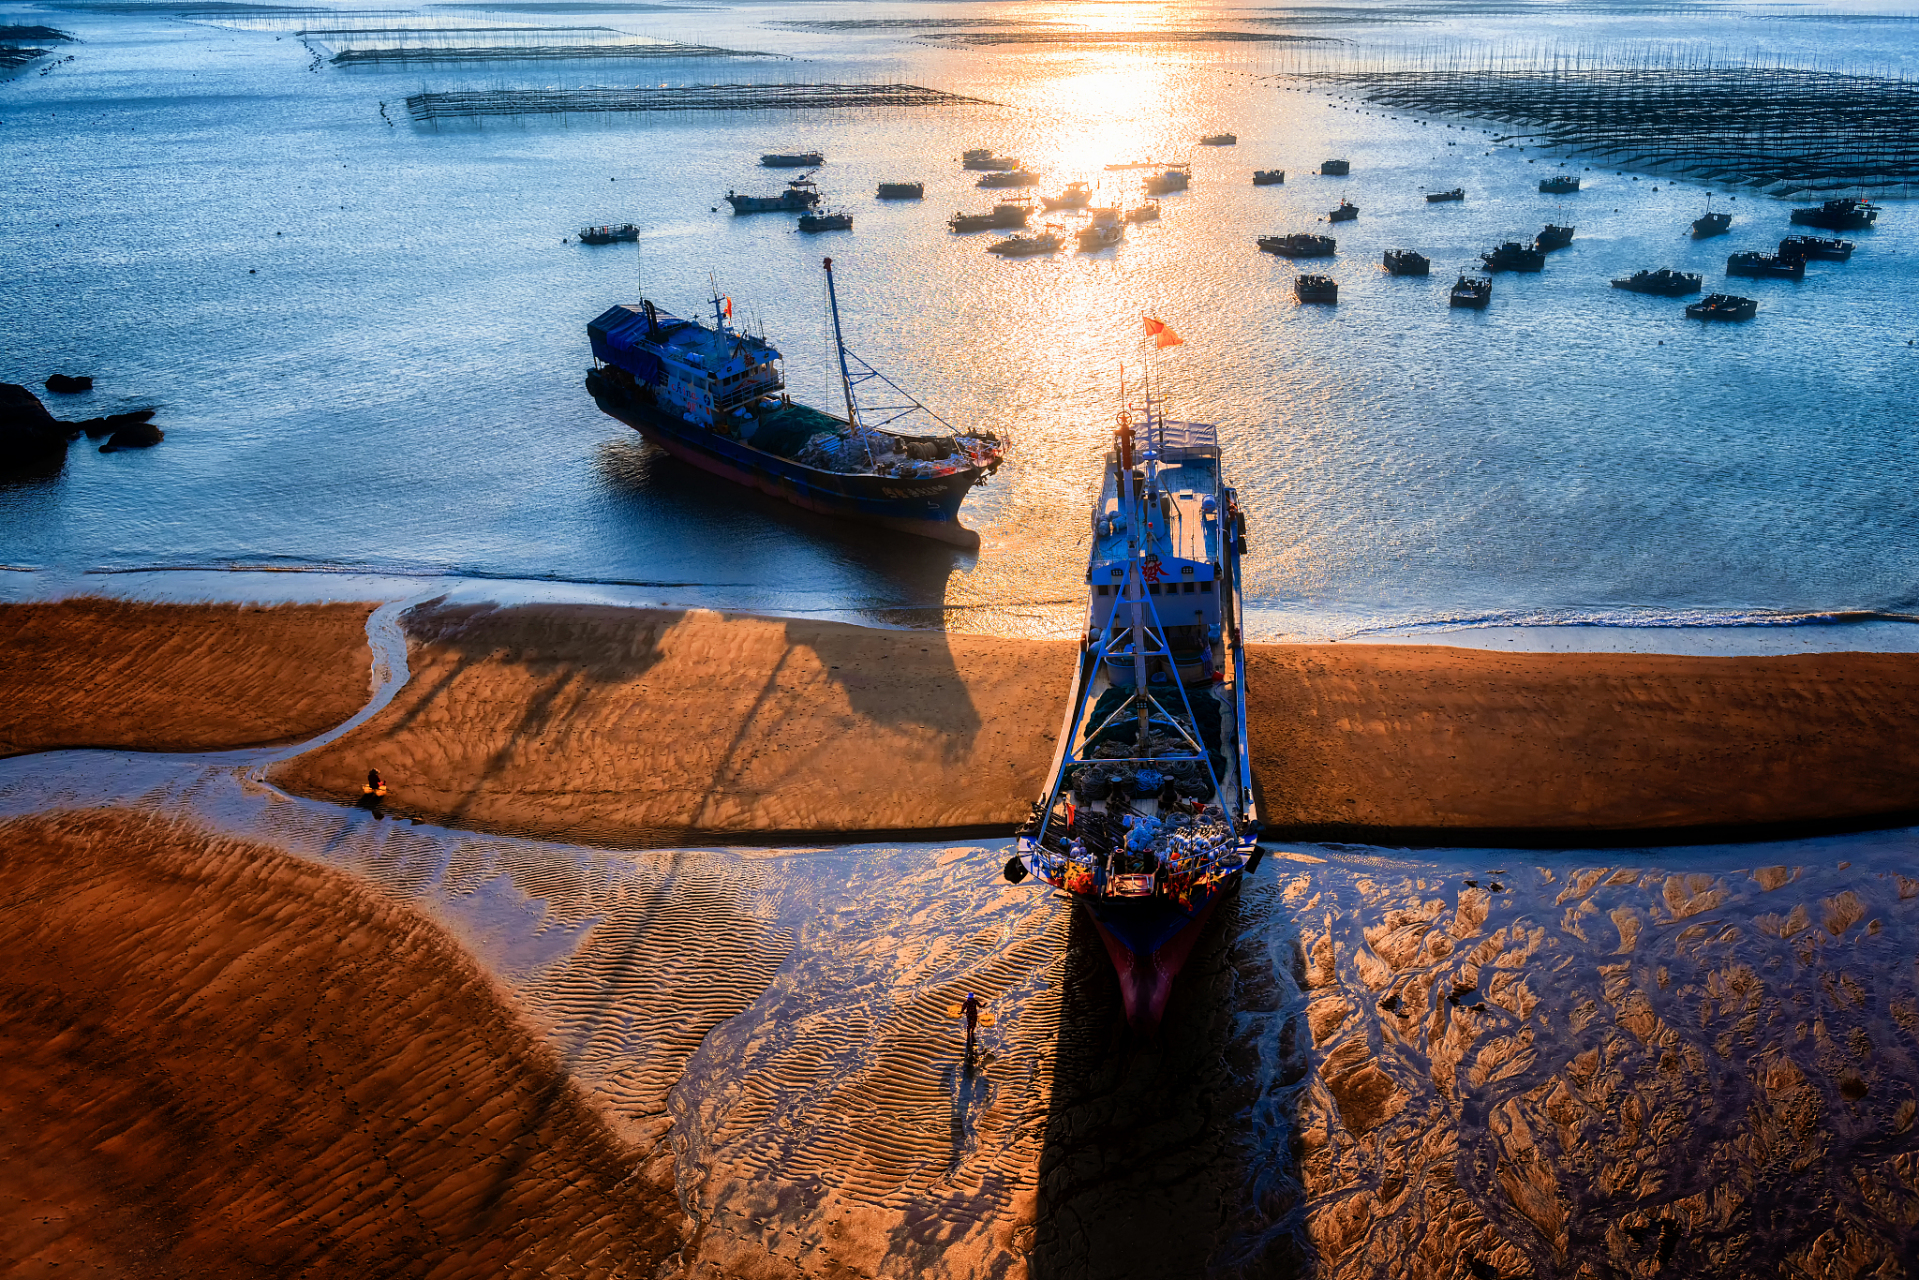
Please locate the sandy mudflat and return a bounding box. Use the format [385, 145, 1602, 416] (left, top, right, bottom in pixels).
[270, 602, 1078, 844]
[272, 602, 1919, 844]
[0, 808, 677, 1278]
[0, 598, 374, 757]
[1247, 644, 1919, 841]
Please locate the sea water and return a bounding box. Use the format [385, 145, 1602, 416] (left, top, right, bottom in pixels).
[3, 0, 1917, 644]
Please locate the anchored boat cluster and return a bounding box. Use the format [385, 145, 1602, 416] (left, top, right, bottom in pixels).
[1310, 56, 1919, 196]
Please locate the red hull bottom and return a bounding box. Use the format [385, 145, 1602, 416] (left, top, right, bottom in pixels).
[1090, 891, 1225, 1035]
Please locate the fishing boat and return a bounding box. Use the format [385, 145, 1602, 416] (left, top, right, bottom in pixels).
[578, 223, 639, 244]
[988, 229, 1063, 256]
[1790, 198, 1880, 231]
[876, 182, 924, 199]
[1727, 251, 1805, 280]
[1426, 187, 1465, 203]
[1199, 133, 1237, 146]
[1144, 168, 1191, 195]
[1383, 249, 1430, 277]
[725, 176, 821, 214]
[1327, 200, 1358, 223]
[1009, 402, 1258, 1034]
[1450, 275, 1492, 308]
[1481, 241, 1544, 272]
[1779, 235, 1853, 261]
[1692, 210, 1732, 239]
[949, 202, 1030, 232]
[1124, 201, 1162, 224]
[978, 169, 1040, 189]
[1106, 159, 1177, 171]
[1687, 293, 1757, 321]
[1539, 175, 1580, 194]
[1078, 208, 1124, 250]
[584, 258, 1005, 546]
[1320, 159, 1350, 175]
[762, 152, 823, 168]
[798, 210, 852, 233]
[1041, 181, 1095, 211]
[1294, 274, 1338, 304]
[1535, 224, 1574, 250]
[1252, 169, 1285, 186]
[962, 149, 1021, 171]
[1258, 232, 1335, 258]
[1610, 267, 1701, 296]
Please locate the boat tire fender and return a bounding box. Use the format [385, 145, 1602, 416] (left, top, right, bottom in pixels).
[1003, 856, 1029, 885]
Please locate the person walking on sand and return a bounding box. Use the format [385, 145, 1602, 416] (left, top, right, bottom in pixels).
[961, 992, 983, 1059]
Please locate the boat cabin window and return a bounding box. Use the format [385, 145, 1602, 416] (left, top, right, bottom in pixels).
[1148, 584, 1161, 595]
[1097, 584, 1110, 596]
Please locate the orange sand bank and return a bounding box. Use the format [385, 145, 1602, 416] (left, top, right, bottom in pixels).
[271, 602, 1077, 844]
[0, 598, 374, 757]
[276, 604, 1919, 845]
[0, 809, 677, 1277]
[1248, 644, 1919, 842]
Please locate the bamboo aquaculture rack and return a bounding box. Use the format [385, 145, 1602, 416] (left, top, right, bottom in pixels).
[404, 82, 997, 122]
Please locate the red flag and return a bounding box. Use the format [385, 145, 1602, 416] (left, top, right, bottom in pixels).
[1142, 315, 1183, 349]
[723, 297, 733, 319]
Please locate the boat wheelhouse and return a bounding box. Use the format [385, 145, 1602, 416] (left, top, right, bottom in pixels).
[584, 259, 1005, 545]
[1010, 407, 1258, 1033]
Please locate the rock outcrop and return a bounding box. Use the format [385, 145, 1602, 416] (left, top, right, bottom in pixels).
[43, 373, 92, 393]
[0, 383, 70, 471]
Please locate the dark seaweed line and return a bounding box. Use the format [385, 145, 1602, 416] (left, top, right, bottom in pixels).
[1307, 64, 1919, 194]
[404, 82, 999, 121]
[336, 42, 780, 64]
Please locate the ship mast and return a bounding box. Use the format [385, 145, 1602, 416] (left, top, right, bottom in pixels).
[821, 257, 875, 467]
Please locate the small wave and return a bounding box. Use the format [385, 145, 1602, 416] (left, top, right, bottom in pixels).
[1346, 605, 1919, 639]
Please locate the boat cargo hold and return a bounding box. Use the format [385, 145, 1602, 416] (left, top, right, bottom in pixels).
[1010, 407, 1258, 1033]
[584, 258, 1005, 546]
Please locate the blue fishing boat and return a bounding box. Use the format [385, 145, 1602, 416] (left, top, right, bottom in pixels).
[585, 258, 1005, 546]
[1008, 398, 1258, 1033]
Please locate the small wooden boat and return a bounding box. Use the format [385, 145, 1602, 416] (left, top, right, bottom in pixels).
[876, 182, 923, 199]
[1610, 268, 1701, 296]
[1539, 175, 1580, 194]
[962, 149, 1020, 171]
[988, 229, 1063, 256]
[797, 210, 852, 233]
[1383, 249, 1430, 277]
[1326, 200, 1358, 223]
[1727, 251, 1805, 280]
[978, 169, 1040, 189]
[1123, 201, 1161, 224]
[762, 152, 823, 168]
[1040, 181, 1094, 211]
[1319, 159, 1350, 175]
[1687, 293, 1757, 321]
[1481, 242, 1544, 272]
[1426, 188, 1465, 203]
[1257, 233, 1335, 258]
[1450, 275, 1491, 308]
[1077, 208, 1124, 250]
[1199, 133, 1237, 146]
[1144, 168, 1191, 195]
[1790, 198, 1880, 230]
[1779, 235, 1853, 261]
[1252, 169, 1285, 186]
[1535, 224, 1574, 250]
[578, 223, 639, 244]
[949, 202, 1030, 232]
[1294, 274, 1337, 304]
[1692, 210, 1732, 239]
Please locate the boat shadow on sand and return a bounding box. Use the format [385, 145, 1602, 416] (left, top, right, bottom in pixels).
[1025, 886, 1319, 1279]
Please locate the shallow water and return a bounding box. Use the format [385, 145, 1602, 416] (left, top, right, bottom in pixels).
[4, 0, 1917, 642]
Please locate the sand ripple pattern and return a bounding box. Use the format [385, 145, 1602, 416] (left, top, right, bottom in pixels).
[1223, 836, 1919, 1278]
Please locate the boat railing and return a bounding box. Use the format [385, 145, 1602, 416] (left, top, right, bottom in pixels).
[716, 379, 784, 412]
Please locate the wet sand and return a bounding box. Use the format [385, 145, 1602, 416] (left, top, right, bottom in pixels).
[0, 598, 375, 757]
[0, 808, 678, 1278]
[1247, 644, 1919, 843]
[269, 602, 1078, 844]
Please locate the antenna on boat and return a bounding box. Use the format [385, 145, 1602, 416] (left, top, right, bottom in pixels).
[821, 257, 875, 467]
